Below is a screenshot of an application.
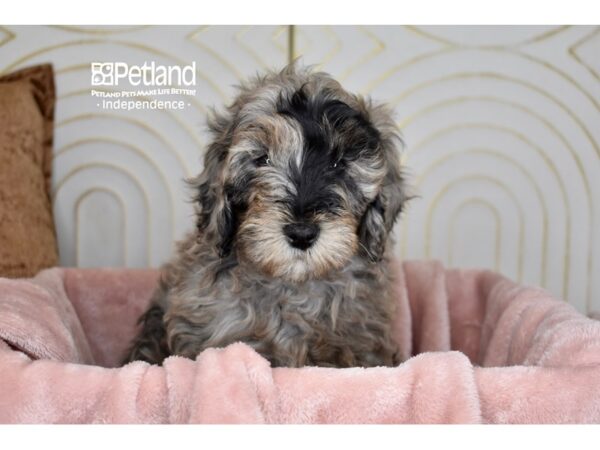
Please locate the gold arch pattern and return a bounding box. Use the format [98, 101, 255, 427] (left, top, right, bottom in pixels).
[54, 162, 152, 265]
[1, 25, 598, 313]
[404, 25, 571, 49]
[448, 198, 502, 270]
[569, 26, 600, 82]
[401, 94, 593, 306]
[414, 148, 552, 287]
[74, 187, 126, 266]
[411, 122, 574, 295]
[56, 113, 194, 177]
[55, 137, 177, 240]
[424, 175, 526, 282]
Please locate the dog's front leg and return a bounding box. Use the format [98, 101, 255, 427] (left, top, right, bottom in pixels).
[122, 287, 170, 366]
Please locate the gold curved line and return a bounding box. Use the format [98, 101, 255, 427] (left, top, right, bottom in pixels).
[506, 48, 600, 308]
[405, 25, 571, 49]
[413, 117, 575, 199]
[0, 25, 15, 47]
[55, 137, 177, 239]
[397, 72, 600, 160]
[406, 101, 576, 266]
[417, 148, 550, 287]
[409, 122, 578, 300]
[74, 187, 127, 266]
[401, 94, 586, 252]
[0, 38, 226, 105]
[515, 25, 572, 46]
[55, 63, 96, 75]
[507, 47, 600, 117]
[186, 26, 244, 80]
[58, 87, 204, 148]
[54, 162, 152, 264]
[424, 175, 525, 281]
[234, 26, 272, 70]
[318, 26, 343, 68]
[271, 26, 288, 56]
[0, 39, 98, 72]
[367, 51, 600, 167]
[293, 25, 343, 69]
[401, 94, 593, 301]
[50, 25, 150, 35]
[338, 26, 386, 83]
[55, 112, 194, 177]
[401, 94, 594, 221]
[403, 25, 457, 47]
[350, 44, 600, 169]
[358, 47, 452, 95]
[448, 198, 502, 271]
[568, 26, 600, 82]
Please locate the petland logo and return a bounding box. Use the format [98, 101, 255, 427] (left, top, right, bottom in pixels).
[90, 61, 197, 111]
[91, 62, 197, 87]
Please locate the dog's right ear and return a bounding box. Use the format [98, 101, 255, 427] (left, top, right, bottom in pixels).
[189, 109, 239, 257]
[357, 102, 409, 262]
[357, 155, 407, 262]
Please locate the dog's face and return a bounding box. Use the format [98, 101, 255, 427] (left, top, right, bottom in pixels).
[192, 65, 407, 282]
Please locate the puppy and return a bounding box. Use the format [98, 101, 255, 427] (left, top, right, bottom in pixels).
[123, 63, 409, 368]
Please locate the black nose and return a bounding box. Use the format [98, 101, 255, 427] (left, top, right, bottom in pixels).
[283, 223, 320, 250]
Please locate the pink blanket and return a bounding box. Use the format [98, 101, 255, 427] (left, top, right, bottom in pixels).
[1, 260, 600, 423]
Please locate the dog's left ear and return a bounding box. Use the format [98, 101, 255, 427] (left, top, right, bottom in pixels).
[189, 109, 240, 257]
[358, 103, 408, 262]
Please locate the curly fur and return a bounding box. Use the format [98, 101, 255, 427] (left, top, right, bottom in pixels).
[123, 63, 410, 368]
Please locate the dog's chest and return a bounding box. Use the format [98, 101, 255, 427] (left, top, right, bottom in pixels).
[169, 261, 395, 367]
[215, 269, 390, 362]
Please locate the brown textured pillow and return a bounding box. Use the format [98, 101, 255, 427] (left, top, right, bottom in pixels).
[0, 64, 58, 278]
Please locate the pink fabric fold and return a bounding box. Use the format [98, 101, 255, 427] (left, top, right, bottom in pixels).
[0, 260, 599, 424]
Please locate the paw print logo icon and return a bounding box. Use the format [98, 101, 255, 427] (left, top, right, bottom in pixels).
[91, 63, 114, 86]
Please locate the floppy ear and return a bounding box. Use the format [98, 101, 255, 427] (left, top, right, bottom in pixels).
[190, 109, 239, 257]
[358, 103, 408, 262]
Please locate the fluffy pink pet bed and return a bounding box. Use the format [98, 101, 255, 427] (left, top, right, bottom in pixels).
[1, 260, 600, 424]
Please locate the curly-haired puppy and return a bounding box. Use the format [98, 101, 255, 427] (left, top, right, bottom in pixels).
[123, 63, 409, 368]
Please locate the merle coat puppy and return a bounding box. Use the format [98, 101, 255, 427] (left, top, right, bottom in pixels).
[124, 64, 409, 368]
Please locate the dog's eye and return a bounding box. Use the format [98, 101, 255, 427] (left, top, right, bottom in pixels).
[254, 154, 271, 167]
[331, 158, 343, 169]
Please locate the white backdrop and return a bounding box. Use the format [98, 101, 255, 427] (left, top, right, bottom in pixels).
[1, 25, 599, 313]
